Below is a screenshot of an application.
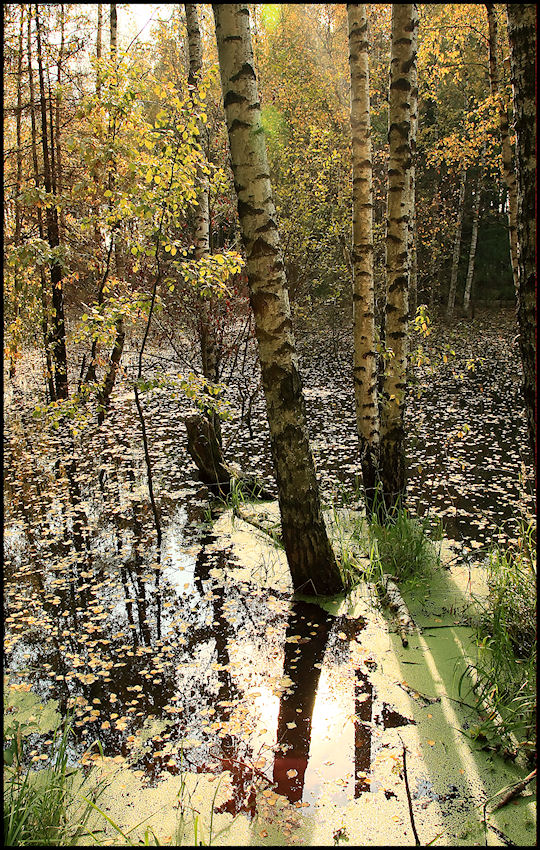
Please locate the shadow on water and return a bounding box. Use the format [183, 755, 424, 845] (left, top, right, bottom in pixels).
[272, 601, 334, 803]
[377, 566, 536, 845]
[3, 316, 535, 841]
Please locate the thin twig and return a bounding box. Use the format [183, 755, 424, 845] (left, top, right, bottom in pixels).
[400, 738, 421, 846]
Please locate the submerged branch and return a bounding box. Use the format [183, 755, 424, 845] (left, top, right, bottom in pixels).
[379, 573, 416, 647]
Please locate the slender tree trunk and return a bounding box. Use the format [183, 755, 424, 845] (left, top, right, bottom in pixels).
[506, 4, 536, 467]
[379, 3, 418, 512]
[15, 6, 24, 246]
[94, 2, 126, 421]
[28, 10, 55, 401]
[485, 3, 519, 291]
[185, 3, 221, 441]
[347, 3, 379, 514]
[407, 15, 419, 319]
[97, 318, 125, 424]
[446, 167, 467, 318]
[96, 3, 103, 97]
[213, 3, 343, 595]
[35, 3, 68, 399]
[463, 162, 483, 313]
[427, 185, 440, 310]
[10, 5, 25, 378]
[55, 4, 65, 240]
[110, 2, 117, 51]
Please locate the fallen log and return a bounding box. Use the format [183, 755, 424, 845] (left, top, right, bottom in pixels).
[185, 413, 274, 500]
[379, 573, 416, 647]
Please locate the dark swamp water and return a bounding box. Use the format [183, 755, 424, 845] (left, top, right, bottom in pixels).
[3, 308, 535, 833]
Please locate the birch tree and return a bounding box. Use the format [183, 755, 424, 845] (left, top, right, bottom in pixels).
[347, 3, 379, 514]
[406, 16, 418, 319]
[506, 3, 536, 465]
[379, 3, 418, 511]
[212, 3, 343, 595]
[463, 144, 486, 314]
[446, 167, 466, 318]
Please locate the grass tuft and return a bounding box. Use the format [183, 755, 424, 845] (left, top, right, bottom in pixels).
[467, 521, 536, 759]
[367, 507, 443, 585]
[3, 713, 106, 846]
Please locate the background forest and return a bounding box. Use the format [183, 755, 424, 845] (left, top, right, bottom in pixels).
[3, 3, 531, 391]
[3, 3, 537, 847]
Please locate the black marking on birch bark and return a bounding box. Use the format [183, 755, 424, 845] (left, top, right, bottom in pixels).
[229, 118, 251, 132]
[224, 89, 247, 108]
[388, 275, 408, 292]
[230, 62, 256, 82]
[249, 237, 277, 259]
[255, 220, 278, 234]
[237, 199, 264, 219]
[403, 55, 416, 75]
[272, 319, 294, 342]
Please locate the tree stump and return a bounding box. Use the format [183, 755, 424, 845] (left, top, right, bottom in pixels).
[185, 413, 274, 500]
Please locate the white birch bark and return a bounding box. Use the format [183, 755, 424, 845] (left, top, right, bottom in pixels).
[379, 3, 418, 511]
[347, 3, 379, 513]
[446, 167, 467, 318]
[212, 3, 342, 594]
[407, 16, 419, 319]
[463, 152, 484, 313]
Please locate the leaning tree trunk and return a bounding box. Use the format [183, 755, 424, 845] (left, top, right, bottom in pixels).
[446, 167, 467, 318]
[379, 3, 418, 513]
[185, 3, 222, 443]
[347, 3, 380, 514]
[485, 3, 519, 292]
[506, 3, 536, 468]
[212, 3, 343, 595]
